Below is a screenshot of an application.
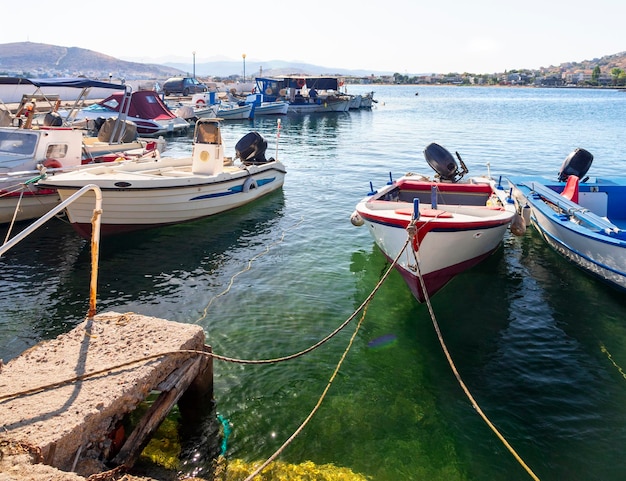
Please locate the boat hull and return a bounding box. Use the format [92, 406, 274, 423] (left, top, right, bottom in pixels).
[0, 189, 60, 224]
[287, 98, 350, 114]
[45, 159, 286, 238]
[252, 102, 289, 116]
[217, 104, 253, 120]
[362, 212, 512, 302]
[508, 176, 626, 292]
[355, 176, 515, 302]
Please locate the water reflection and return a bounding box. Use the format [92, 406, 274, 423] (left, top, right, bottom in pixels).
[0, 191, 286, 361]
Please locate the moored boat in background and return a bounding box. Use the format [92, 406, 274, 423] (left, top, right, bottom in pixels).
[255, 77, 351, 114]
[72, 90, 190, 137]
[0, 123, 162, 225]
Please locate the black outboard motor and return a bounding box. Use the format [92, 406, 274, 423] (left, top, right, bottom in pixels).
[235, 131, 270, 165]
[558, 148, 593, 182]
[423, 142, 468, 182]
[43, 111, 63, 127]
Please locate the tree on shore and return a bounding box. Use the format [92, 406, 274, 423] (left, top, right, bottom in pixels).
[611, 67, 624, 86]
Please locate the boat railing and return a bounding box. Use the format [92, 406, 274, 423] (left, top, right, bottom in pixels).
[0, 184, 103, 318]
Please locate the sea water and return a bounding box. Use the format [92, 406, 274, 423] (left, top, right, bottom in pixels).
[2, 85, 626, 480]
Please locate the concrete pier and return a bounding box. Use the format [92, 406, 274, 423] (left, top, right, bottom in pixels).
[0, 311, 212, 479]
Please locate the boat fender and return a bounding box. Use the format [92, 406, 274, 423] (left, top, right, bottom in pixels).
[521, 204, 531, 226]
[243, 177, 258, 192]
[350, 210, 364, 226]
[42, 158, 63, 169]
[510, 211, 526, 237]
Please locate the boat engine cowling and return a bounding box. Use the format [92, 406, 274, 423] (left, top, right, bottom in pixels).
[43, 111, 63, 127]
[558, 148, 593, 182]
[424, 142, 466, 182]
[235, 131, 270, 165]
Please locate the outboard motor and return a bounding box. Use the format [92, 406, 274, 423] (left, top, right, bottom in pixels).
[558, 148, 593, 182]
[43, 111, 63, 127]
[235, 131, 270, 165]
[423, 142, 468, 182]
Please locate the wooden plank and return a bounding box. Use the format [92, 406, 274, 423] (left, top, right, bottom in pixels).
[113, 354, 207, 467]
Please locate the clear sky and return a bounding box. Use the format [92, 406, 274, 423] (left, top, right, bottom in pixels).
[5, 0, 625, 74]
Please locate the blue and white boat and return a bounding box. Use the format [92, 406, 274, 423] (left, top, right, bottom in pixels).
[506, 148, 626, 292]
[254, 77, 350, 113]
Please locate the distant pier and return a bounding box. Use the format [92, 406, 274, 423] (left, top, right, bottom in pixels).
[0, 311, 213, 479]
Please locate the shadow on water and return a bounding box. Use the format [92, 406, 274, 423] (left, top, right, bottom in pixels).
[78, 189, 287, 321]
[0, 190, 286, 361]
[0, 219, 88, 359]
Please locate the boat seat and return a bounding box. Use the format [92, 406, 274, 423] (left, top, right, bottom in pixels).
[561, 175, 579, 203]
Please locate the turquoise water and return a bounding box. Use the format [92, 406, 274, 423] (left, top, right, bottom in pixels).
[3, 85, 626, 480]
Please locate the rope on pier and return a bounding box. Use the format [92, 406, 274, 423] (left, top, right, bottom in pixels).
[0, 213, 541, 480]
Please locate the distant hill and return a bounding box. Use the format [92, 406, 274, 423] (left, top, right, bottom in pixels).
[555, 51, 626, 73]
[0, 42, 183, 80]
[1, 42, 626, 80]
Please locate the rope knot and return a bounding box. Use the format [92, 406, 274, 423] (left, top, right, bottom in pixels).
[406, 221, 417, 239]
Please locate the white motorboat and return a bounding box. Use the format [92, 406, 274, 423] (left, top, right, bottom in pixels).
[351, 143, 518, 302]
[38, 119, 286, 238]
[0, 121, 162, 224]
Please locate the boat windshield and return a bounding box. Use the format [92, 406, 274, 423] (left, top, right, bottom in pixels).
[195, 122, 221, 145]
[0, 130, 38, 156]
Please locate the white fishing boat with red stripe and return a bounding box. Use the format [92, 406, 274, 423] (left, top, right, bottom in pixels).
[351, 143, 519, 303]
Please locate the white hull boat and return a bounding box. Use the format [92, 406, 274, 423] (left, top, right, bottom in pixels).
[0, 122, 162, 224]
[38, 119, 286, 238]
[217, 103, 253, 120]
[352, 143, 517, 302]
[506, 148, 626, 293]
[252, 101, 289, 116]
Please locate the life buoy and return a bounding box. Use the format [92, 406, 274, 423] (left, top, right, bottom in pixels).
[265, 87, 273, 95]
[42, 159, 63, 169]
[242, 177, 258, 193]
[296, 78, 305, 88]
[196, 99, 206, 106]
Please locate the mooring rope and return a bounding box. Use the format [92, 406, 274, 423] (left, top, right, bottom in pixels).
[193, 216, 306, 325]
[3, 189, 26, 244]
[407, 219, 541, 481]
[2, 173, 48, 244]
[0, 237, 408, 396]
[0, 237, 410, 481]
[600, 343, 626, 381]
[243, 300, 369, 480]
